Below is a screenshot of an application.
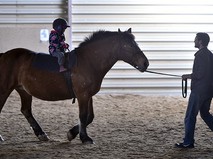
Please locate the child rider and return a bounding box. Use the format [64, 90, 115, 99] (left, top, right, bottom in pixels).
[49, 18, 70, 72]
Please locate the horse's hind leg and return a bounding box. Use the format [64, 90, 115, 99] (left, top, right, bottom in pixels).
[16, 89, 49, 141]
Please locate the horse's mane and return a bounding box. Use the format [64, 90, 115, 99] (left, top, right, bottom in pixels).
[78, 30, 115, 47]
[0, 53, 3, 57]
[78, 30, 135, 48]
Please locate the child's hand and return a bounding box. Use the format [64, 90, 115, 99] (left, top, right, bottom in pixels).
[63, 43, 69, 49]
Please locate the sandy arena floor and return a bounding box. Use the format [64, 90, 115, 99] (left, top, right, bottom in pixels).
[0, 91, 213, 159]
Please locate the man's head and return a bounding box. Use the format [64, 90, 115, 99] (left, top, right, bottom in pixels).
[194, 32, 210, 48]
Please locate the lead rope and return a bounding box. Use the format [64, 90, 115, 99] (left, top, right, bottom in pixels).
[182, 79, 187, 98]
[145, 70, 187, 98]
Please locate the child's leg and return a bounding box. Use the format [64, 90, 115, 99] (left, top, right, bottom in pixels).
[51, 52, 66, 72]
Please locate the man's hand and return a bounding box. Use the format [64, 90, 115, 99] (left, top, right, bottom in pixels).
[182, 74, 191, 80]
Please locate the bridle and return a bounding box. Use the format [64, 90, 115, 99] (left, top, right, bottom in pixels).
[145, 70, 187, 98]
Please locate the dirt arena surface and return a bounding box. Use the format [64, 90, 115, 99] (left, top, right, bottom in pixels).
[0, 91, 213, 159]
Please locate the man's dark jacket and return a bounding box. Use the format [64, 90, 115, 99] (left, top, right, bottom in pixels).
[191, 47, 213, 97]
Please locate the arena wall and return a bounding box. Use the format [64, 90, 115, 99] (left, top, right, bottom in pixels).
[0, 0, 69, 53]
[1, 0, 213, 95]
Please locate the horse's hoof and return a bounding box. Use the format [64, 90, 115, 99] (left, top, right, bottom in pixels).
[83, 140, 94, 144]
[67, 131, 74, 141]
[0, 135, 4, 142]
[81, 136, 94, 144]
[38, 133, 49, 141]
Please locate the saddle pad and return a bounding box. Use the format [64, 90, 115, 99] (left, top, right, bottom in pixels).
[32, 53, 60, 72]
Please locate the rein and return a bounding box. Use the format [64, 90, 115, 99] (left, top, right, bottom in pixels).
[145, 70, 187, 98]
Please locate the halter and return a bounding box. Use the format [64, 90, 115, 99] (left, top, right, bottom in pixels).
[145, 70, 187, 98]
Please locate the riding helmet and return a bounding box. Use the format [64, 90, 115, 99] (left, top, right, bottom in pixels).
[53, 18, 70, 33]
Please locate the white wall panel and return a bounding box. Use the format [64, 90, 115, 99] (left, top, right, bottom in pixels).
[0, 0, 68, 24]
[0, 0, 69, 52]
[71, 0, 213, 95]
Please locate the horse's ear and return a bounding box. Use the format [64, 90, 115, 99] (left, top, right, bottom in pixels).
[118, 28, 121, 33]
[127, 28, 132, 33]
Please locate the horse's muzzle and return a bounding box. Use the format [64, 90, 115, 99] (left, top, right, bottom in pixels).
[136, 59, 149, 72]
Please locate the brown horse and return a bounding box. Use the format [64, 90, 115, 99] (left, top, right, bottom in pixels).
[0, 28, 149, 144]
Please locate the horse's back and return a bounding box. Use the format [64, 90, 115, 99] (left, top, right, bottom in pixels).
[4, 48, 34, 58]
[0, 48, 35, 65]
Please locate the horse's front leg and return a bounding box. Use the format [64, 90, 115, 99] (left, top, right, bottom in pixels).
[0, 89, 13, 142]
[67, 97, 94, 144]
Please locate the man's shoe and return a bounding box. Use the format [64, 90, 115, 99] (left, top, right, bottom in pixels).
[175, 143, 194, 148]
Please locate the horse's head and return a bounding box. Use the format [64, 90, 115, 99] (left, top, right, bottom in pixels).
[117, 28, 149, 72]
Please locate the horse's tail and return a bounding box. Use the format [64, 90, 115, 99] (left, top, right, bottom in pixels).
[0, 53, 3, 58]
[0, 53, 3, 61]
